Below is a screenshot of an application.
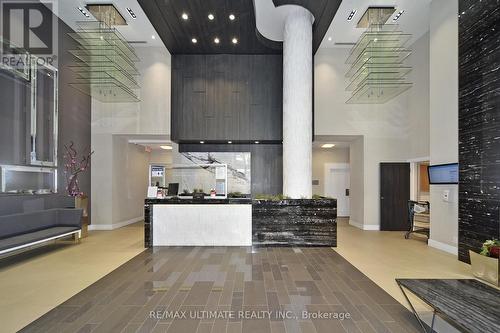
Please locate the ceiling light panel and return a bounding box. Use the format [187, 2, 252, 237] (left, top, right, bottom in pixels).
[393, 10, 405, 21]
[126, 7, 137, 19]
[78, 7, 90, 18]
[347, 10, 357, 21]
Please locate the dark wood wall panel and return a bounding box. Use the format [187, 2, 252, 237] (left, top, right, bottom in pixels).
[179, 143, 283, 195]
[171, 54, 283, 143]
[458, 0, 500, 263]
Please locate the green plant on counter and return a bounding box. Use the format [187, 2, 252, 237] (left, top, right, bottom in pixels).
[255, 194, 334, 200]
[192, 188, 204, 194]
[182, 189, 189, 195]
[480, 239, 500, 257]
[312, 194, 334, 199]
[254, 194, 291, 201]
[228, 191, 245, 198]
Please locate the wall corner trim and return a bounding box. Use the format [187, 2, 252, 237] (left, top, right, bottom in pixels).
[349, 220, 380, 231]
[88, 217, 143, 231]
[428, 238, 458, 256]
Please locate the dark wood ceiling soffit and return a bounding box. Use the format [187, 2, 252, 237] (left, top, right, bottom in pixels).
[272, 0, 342, 53]
[137, 0, 282, 55]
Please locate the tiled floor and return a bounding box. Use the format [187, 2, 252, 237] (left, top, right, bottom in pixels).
[20, 247, 422, 333]
[0, 223, 145, 333]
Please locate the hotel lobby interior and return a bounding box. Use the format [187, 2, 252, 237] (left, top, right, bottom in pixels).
[0, 0, 499, 332]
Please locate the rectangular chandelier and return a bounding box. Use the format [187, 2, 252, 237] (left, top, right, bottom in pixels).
[345, 23, 413, 104]
[68, 21, 140, 103]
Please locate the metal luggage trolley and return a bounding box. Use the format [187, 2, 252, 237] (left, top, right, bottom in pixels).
[405, 201, 430, 242]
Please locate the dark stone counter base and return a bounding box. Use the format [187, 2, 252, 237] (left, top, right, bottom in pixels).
[252, 199, 337, 247]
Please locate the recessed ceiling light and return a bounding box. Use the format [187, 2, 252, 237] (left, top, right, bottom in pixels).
[393, 10, 405, 21]
[232, 37, 238, 44]
[191, 38, 197, 44]
[200, 141, 205, 144]
[126, 7, 137, 19]
[328, 36, 332, 41]
[214, 37, 220, 44]
[160, 145, 172, 150]
[229, 14, 235, 21]
[78, 7, 90, 18]
[321, 143, 335, 148]
[347, 9, 357, 21]
[182, 13, 189, 20]
[208, 13, 214, 20]
[151, 35, 156, 40]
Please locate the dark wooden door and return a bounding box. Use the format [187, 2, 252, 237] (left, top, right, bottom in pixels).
[380, 163, 410, 231]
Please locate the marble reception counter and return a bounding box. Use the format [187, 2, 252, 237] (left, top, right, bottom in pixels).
[144, 198, 337, 248]
[144, 198, 252, 247]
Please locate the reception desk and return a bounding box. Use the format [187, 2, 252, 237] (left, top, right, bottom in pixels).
[144, 198, 252, 247]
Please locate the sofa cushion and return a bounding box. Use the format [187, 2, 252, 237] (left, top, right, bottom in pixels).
[0, 226, 80, 252]
[0, 208, 82, 239]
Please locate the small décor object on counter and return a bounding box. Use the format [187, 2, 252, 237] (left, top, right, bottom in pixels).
[63, 141, 93, 238]
[470, 239, 499, 286]
[210, 188, 216, 197]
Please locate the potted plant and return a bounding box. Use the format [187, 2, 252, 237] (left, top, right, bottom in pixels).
[470, 239, 499, 286]
[63, 141, 93, 238]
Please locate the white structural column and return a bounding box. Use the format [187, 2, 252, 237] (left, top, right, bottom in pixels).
[282, 6, 314, 198]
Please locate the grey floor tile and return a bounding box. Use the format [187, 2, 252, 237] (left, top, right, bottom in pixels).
[20, 247, 420, 333]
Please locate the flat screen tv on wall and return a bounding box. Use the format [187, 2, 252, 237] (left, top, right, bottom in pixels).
[428, 163, 459, 184]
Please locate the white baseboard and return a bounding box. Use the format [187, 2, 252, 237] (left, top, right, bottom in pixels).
[88, 216, 143, 231]
[428, 239, 458, 256]
[349, 220, 380, 231]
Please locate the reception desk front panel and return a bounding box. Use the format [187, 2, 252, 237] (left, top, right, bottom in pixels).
[145, 199, 252, 247]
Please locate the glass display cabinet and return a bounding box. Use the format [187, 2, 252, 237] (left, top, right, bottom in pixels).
[0, 44, 59, 195]
[0, 165, 57, 194]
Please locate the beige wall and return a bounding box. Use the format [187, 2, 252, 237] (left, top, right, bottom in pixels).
[349, 138, 364, 228]
[429, 0, 459, 254]
[149, 149, 173, 165]
[314, 32, 430, 229]
[91, 46, 171, 228]
[312, 147, 350, 196]
[112, 138, 149, 226]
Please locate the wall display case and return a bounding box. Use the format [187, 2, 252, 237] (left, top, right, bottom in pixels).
[0, 44, 59, 195]
[0, 165, 57, 194]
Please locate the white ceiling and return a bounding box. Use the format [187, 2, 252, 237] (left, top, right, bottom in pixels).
[50, 0, 165, 47]
[320, 0, 431, 49]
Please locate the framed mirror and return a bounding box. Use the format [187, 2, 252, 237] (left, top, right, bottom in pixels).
[30, 57, 58, 167]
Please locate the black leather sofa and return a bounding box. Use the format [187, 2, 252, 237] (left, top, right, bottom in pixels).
[0, 208, 82, 255]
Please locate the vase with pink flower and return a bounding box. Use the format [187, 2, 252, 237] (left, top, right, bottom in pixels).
[63, 141, 93, 237]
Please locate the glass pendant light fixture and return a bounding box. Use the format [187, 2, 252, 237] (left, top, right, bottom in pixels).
[68, 6, 140, 103]
[345, 7, 412, 104]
